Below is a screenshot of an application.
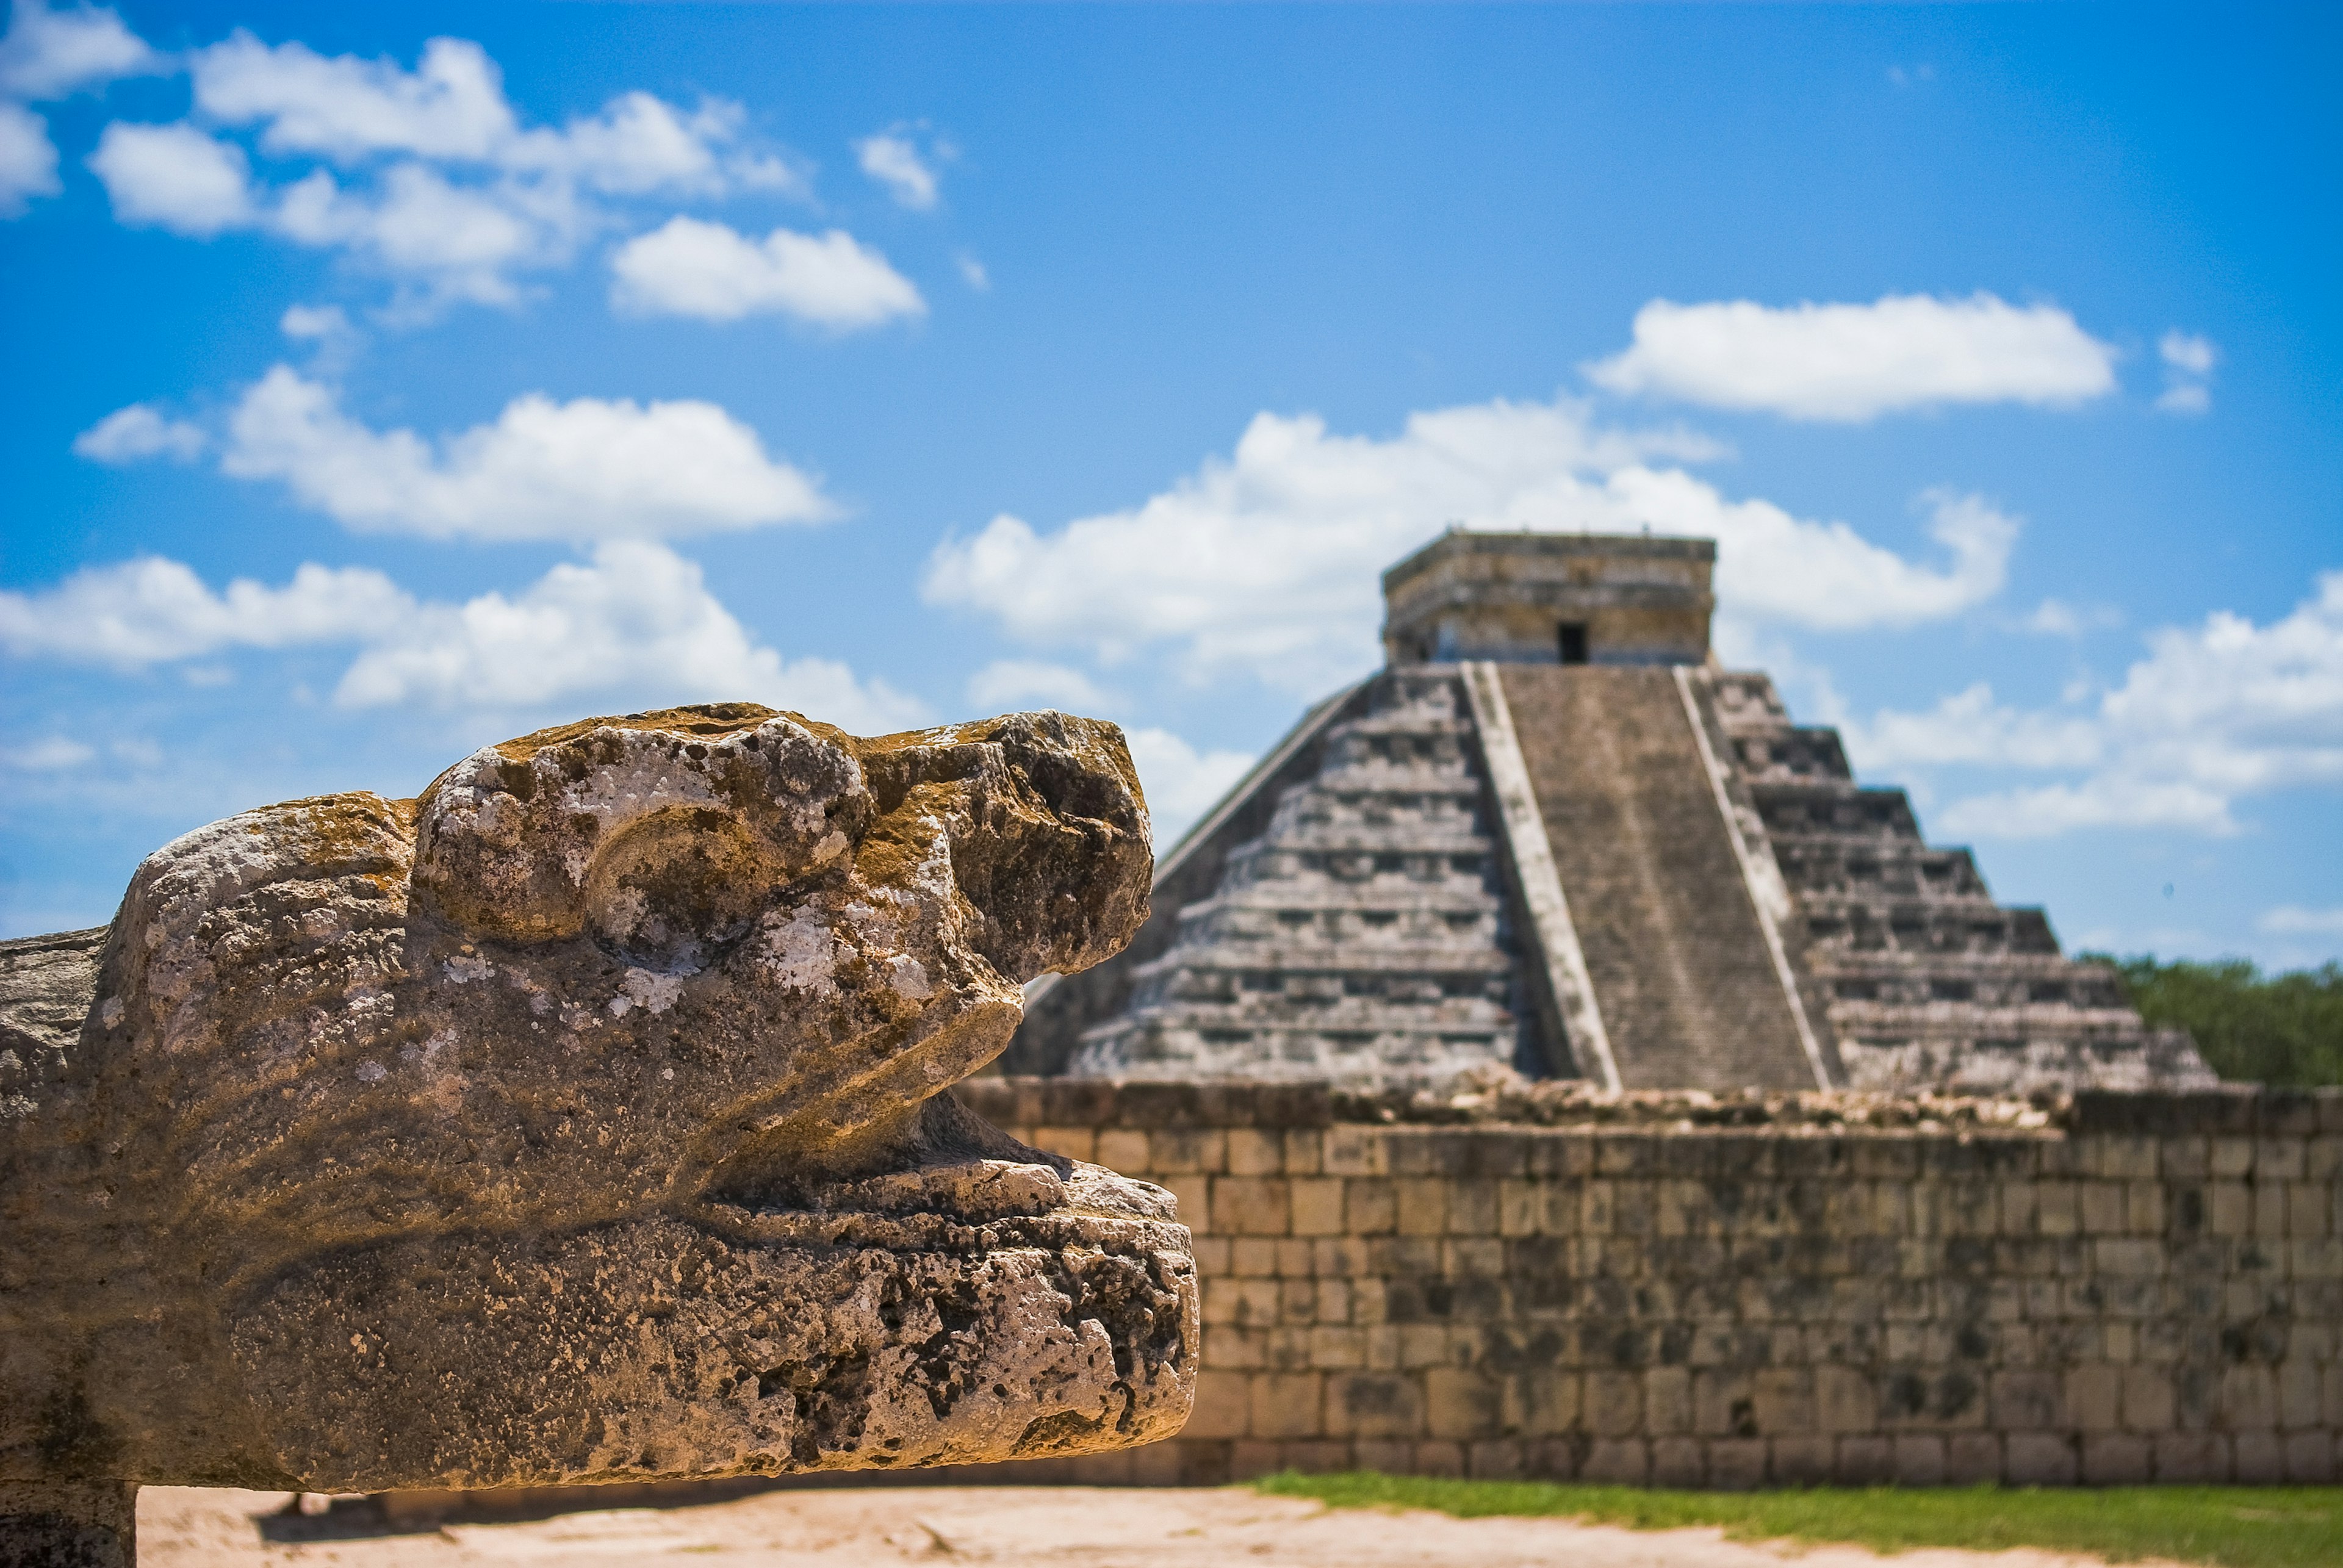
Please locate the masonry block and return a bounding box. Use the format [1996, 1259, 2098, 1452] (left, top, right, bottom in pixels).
[1153, 1126, 1228, 1174]
[2005, 1433, 2078, 1485]
[1322, 1126, 1389, 1178]
[1215, 1176, 1291, 1235]
[1290, 1178, 1346, 1237]
[1580, 1439, 1649, 1484]
[1501, 1369, 1579, 1435]
[2082, 1433, 2151, 1484]
[1990, 1370, 2062, 1431]
[1028, 1126, 1096, 1163]
[1835, 1436, 1894, 1484]
[2220, 1365, 2278, 1431]
[1423, 1368, 1502, 1441]
[1229, 1238, 1277, 1278]
[2210, 1182, 2253, 1237]
[1816, 1366, 1874, 1434]
[1893, 1434, 1946, 1486]
[1467, 1439, 1528, 1480]
[1945, 1433, 2002, 1484]
[1410, 1440, 1467, 1478]
[1447, 1182, 1500, 1235]
[1227, 1127, 1284, 1178]
[2233, 1430, 2286, 1483]
[1069, 1130, 1137, 1179]
[1397, 1178, 1448, 1237]
[1586, 1371, 1643, 1437]
[1226, 1440, 1288, 1481]
[2151, 1431, 2225, 1481]
[1341, 1179, 1397, 1237]
[1185, 1372, 1252, 1439]
[1328, 1372, 1422, 1439]
[1763, 1435, 1829, 1486]
[1638, 1366, 1690, 1437]
[1250, 1373, 1325, 1439]
[2284, 1431, 2337, 1483]
[1163, 1176, 1211, 1232]
[1650, 1436, 1705, 1487]
[2279, 1359, 2325, 1430]
[2066, 1365, 2122, 1432]
[2122, 1365, 2176, 1433]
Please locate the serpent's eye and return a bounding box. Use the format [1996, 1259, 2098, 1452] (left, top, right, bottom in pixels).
[583, 807, 778, 972]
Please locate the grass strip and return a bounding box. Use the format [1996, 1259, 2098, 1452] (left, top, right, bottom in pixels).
[1251, 1470, 2343, 1568]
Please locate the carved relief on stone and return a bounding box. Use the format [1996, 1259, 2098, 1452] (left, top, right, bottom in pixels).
[1, 703, 1192, 1558]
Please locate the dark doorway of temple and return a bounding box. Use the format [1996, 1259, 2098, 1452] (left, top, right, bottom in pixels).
[1558, 622, 1589, 664]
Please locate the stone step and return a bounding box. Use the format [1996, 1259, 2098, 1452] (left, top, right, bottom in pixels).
[1801, 903, 2061, 957]
[1727, 725, 1855, 784]
[1752, 780, 1926, 841]
[1773, 842, 1990, 901]
[1125, 945, 1516, 983]
[1498, 665, 1816, 1091]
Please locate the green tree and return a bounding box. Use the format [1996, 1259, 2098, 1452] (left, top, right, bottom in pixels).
[2087, 955, 2343, 1088]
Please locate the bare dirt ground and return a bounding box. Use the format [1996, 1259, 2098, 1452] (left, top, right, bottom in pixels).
[139, 1484, 2178, 1568]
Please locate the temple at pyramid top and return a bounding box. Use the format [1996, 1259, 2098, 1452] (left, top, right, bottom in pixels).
[1382, 529, 1715, 667]
[1007, 531, 2214, 1096]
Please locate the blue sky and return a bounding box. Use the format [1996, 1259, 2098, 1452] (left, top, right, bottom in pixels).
[2, 1, 2338, 970]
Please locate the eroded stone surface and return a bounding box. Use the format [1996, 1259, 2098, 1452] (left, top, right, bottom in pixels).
[1, 703, 1188, 1509]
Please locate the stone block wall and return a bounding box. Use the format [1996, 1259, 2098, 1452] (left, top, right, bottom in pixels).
[954, 1079, 2343, 1487]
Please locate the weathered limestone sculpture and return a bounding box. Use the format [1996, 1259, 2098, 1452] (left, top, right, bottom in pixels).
[1, 703, 1194, 1565]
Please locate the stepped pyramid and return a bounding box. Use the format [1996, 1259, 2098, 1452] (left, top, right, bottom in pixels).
[1012, 531, 2213, 1094]
[1065, 672, 1535, 1082]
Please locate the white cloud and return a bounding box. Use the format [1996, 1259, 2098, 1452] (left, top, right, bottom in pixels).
[87, 121, 254, 234]
[1124, 727, 1254, 849]
[2260, 905, 2343, 937]
[191, 32, 517, 162]
[218, 365, 832, 542]
[190, 33, 794, 198]
[1940, 777, 2237, 838]
[509, 93, 746, 195]
[333, 542, 926, 730]
[1845, 682, 2102, 772]
[0, 99, 56, 214]
[1584, 293, 2120, 421]
[965, 659, 1113, 714]
[1853, 572, 2343, 838]
[277, 301, 362, 374]
[610, 216, 925, 329]
[956, 251, 989, 292]
[0, 544, 926, 734]
[73, 402, 207, 462]
[2155, 329, 2216, 416]
[2, 735, 96, 771]
[855, 129, 937, 209]
[2023, 597, 2121, 639]
[1622, 478, 2015, 633]
[272, 160, 555, 304]
[0, 555, 413, 665]
[74, 31, 807, 307]
[0, 1, 162, 100]
[280, 302, 351, 340]
[2160, 331, 2216, 377]
[922, 395, 2010, 694]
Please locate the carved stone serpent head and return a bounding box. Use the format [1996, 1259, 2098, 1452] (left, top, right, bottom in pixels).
[0, 703, 1191, 1547]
